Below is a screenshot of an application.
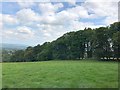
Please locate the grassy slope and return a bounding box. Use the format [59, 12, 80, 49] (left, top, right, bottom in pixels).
[0, 63, 2, 89]
[2, 60, 118, 88]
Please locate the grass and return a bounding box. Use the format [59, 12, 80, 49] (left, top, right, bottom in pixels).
[2, 60, 118, 88]
[0, 63, 2, 89]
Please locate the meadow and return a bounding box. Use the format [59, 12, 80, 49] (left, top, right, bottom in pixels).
[0, 63, 2, 89]
[2, 60, 118, 88]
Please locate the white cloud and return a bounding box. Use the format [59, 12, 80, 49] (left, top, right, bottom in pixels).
[2, 14, 18, 25]
[3, 26, 34, 41]
[2, 1, 119, 45]
[56, 10, 78, 23]
[40, 5, 88, 26]
[39, 3, 63, 15]
[104, 16, 118, 25]
[18, 2, 35, 8]
[82, 1, 118, 25]
[65, 6, 89, 18]
[0, 14, 3, 30]
[16, 26, 34, 40]
[68, 0, 76, 6]
[16, 8, 40, 25]
[17, 26, 34, 36]
[41, 15, 56, 25]
[54, 3, 64, 9]
[84, 0, 119, 2]
[17, 0, 35, 8]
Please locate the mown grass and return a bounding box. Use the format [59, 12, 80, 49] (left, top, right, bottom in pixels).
[0, 63, 2, 89]
[2, 60, 118, 88]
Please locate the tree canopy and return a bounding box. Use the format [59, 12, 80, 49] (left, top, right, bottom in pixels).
[2, 22, 120, 62]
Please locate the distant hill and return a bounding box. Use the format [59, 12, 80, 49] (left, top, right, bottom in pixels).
[1, 43, 28, 50]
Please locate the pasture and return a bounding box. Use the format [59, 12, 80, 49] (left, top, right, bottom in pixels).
[2, 60, 118, 88]
[0, 63, 2, 89]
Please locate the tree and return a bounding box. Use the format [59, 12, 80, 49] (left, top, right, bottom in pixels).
[93, 27, 111, 60]
[36, 42, 53, 61]
[2, 49, 13, 62]
[84, 28, 94, 58]
[112, 31, 120, 60]
[24, 46, 34, 61]
[10, 50, 24, 62]
[7, 22, 120, 62]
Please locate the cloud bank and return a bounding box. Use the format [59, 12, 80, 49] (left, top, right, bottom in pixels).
[1, 1, 119, 45]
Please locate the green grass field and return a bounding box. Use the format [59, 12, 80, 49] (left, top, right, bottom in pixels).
[0, 63, 2, 89]
[2, 60, 118, 88]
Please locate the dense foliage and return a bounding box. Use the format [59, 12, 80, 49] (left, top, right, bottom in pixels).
[2, 22, 120, 62]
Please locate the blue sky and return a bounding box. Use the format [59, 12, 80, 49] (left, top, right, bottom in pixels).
[1, 1, 118, 46]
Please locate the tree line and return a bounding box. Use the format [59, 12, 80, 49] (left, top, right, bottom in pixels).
[2, 22, 120, 62]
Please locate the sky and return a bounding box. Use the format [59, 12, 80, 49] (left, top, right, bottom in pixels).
[0, 0, 119, 46]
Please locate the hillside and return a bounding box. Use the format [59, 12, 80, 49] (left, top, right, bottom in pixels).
[3, 22, 120, 62]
